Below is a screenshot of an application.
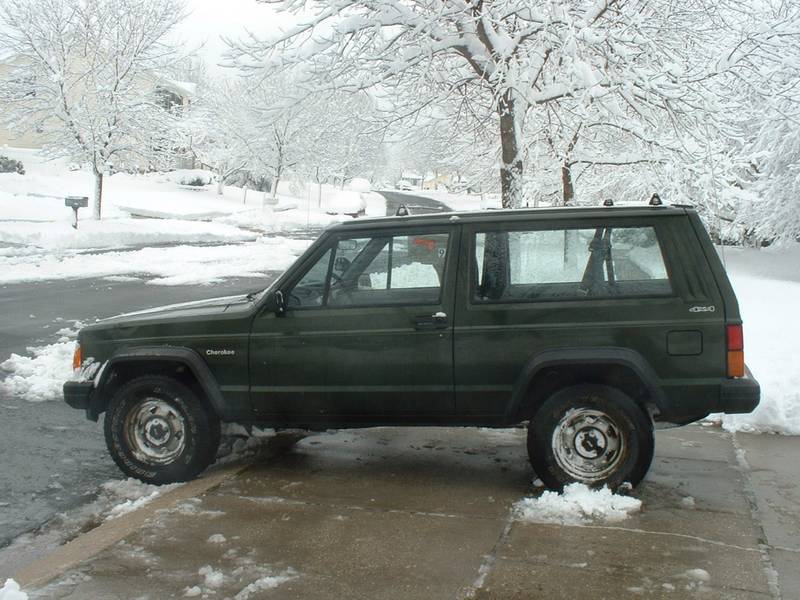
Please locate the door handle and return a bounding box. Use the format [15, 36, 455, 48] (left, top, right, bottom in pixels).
[413, 312, 448, 330]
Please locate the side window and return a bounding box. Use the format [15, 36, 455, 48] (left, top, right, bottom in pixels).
[287, 248, 332, 308]
[473, 226, 671, 303]
[329, 232, 449, 307]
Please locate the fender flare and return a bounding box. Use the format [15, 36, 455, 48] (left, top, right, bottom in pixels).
[505, 346, 667, 420]
[91, 346, 227, 419]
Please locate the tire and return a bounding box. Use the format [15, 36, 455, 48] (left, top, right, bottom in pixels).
[104, 375, 221, 485]
[527, 384, 654, 491]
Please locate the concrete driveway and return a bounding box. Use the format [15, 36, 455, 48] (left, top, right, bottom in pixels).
[11, 424, 798, 599]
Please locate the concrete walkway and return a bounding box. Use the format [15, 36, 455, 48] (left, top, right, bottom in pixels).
[9, 425, 799, 599]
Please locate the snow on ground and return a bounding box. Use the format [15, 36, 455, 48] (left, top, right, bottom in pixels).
[0, 219, 254, 251]
[101, 479, 181, 520]
[0, 580, 27, 600]
[716, 245, 800, 435]
[0, 235, 311, 286]
[513, 483, 642, 525]
[0, 148, 377, 250]
[0, 323, 81, 401]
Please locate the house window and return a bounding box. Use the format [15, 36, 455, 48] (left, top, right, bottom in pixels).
[155, 87, 183, 111]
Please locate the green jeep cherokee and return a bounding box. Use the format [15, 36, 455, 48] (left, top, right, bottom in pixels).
[63, 205, 759, 490]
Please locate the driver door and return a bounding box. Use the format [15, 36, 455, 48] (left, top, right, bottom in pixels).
[249, 225, 459, 423]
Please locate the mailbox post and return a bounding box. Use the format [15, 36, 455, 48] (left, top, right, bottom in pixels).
[65, 196, 89, 229]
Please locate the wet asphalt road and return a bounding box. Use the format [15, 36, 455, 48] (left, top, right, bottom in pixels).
[0, 190, 449, 548]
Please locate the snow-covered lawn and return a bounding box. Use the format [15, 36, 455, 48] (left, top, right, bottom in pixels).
[0, 235, 311, 286]
[717, 245, 800, 435]
[0, 148, 381, 252]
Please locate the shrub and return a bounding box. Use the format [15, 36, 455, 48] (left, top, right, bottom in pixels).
[173, 169, 214, 187]
[182, 176, 207, 187]
[0, 155, 25, 175]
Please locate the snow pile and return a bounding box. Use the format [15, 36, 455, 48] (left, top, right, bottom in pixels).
[0, 580, 27, 600]
[215, 424, 278, 465]
[0, 324, 81, 401]
[348, 177, 371, 193]
[216, 205, 344, 232]
[101, 479, 181, 520]
[718, 246, 800, 435]
[513, 483, 642, 525]
[198, 565, 225, 588]
[322, 190, 366, 215]
[233, 570, 297, 600]
[185, 566, 296, 599]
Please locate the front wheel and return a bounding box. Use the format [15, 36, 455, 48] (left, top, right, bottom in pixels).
[527, 384, 654, 491]
[104, 375, 221, 484]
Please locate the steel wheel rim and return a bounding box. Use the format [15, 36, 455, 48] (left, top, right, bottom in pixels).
[551, 408, 625, 483]
[124, 398, 187, 465]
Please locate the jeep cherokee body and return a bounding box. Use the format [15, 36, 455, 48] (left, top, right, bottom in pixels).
[63, 205, 759, 488]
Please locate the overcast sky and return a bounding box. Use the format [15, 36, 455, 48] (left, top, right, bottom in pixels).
[177, 0, 292, 71]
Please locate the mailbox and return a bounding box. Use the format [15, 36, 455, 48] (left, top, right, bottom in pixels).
[65, 196, 89, 229]
[65, 196, 89, 209]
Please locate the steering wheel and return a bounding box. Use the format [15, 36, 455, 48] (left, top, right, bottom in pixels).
[288, 285, 323, 308]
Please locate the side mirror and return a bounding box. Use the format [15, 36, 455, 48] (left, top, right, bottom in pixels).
[274, 290, 286, 315]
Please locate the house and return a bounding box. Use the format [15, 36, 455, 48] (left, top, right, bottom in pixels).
[0, 54, 193, 168]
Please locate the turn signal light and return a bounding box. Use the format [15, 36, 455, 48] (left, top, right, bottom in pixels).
[72, 344, 82, 370]
[727, 324, 744, 378]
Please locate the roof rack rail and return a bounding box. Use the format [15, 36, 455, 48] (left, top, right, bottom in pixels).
[649, 193, 663, 206]
[395, 204, 410, 216]
[603, 199, 614, 207]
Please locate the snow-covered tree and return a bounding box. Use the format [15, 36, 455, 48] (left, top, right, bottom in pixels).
[0, 0, 186, 218]
[230, 0, 741, 208]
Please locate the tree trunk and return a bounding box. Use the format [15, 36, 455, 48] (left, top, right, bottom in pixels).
[561, 161, 574, 206]
[271, 174, 281, 200]
[217, 167, 225, 195]
[498, 91, 523, 208]
[558, 162, 575, 268]
[93, 169, 104, 220]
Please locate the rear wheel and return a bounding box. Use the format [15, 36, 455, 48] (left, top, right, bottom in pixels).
[527, 384, 654, 491]
[104, 375, 220, 484]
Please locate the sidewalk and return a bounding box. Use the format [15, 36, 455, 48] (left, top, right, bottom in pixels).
[8, 425, 800, 599]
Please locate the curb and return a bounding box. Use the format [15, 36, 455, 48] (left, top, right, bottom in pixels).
[13, 462, 249, 590]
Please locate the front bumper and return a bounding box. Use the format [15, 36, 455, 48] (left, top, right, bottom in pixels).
[720, 367, 760, 414]
[63, 381, 93, 411]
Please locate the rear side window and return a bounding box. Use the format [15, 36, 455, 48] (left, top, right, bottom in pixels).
[473, 226, 671, 303]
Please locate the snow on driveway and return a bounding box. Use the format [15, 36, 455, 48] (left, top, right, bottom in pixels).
[513, 483, 642, 525]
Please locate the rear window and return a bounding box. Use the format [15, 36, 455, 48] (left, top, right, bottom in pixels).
[473, 225, 671, 303]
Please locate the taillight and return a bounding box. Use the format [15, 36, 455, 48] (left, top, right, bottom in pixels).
[72, 343, 82, 371]
[726, 324, 744, 378]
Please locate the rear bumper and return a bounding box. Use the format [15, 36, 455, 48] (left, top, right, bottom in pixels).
[719, 367, 760, 414]
[63, 381, 93, 411]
